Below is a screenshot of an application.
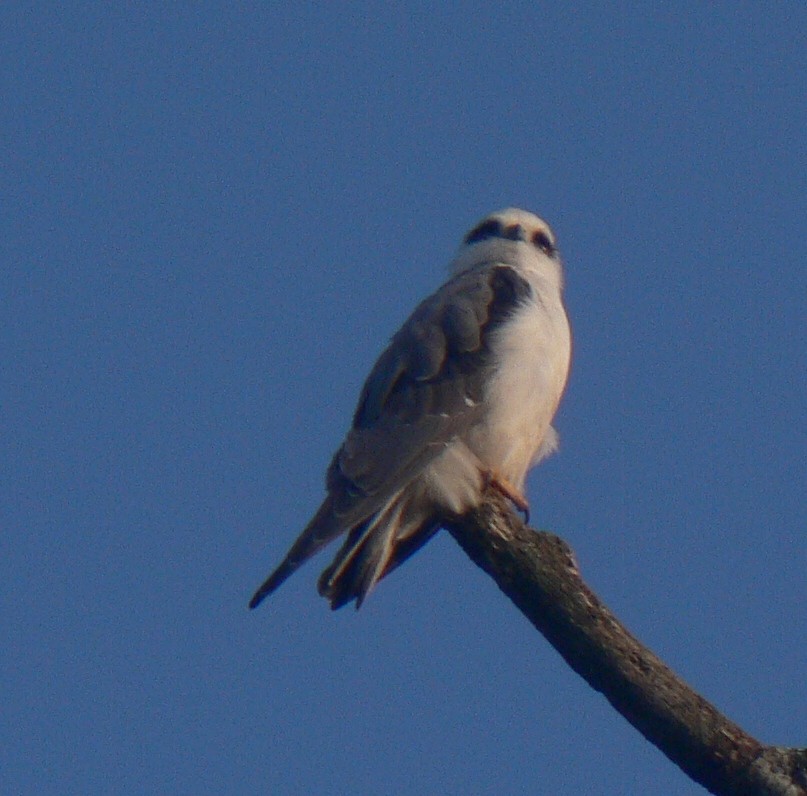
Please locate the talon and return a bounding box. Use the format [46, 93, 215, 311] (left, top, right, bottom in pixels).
[485, 471, 530, 523]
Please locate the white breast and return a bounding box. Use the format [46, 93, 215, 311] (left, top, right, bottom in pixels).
[466, 268, 571, 488]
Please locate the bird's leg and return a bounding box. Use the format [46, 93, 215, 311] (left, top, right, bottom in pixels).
[484, 471, 530, 523]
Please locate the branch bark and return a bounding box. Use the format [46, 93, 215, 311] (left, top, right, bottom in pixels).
[444, 489, 806, 796]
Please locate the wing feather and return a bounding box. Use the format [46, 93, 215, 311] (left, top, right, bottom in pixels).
[250, 263, 534, 610]
[333, 264, 532, 510]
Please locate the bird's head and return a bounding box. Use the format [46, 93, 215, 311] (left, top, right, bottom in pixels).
[451, 208, 563, 287]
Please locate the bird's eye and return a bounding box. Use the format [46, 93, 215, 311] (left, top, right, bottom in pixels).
[532, 230, 555, 255]
[465, 219, 503, 244]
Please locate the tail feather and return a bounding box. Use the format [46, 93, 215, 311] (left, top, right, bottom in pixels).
[249, 496, 343, 609]
[318, 493, 434, 610]
[250, 487, 438, 611]
[319, 499, 404, 610]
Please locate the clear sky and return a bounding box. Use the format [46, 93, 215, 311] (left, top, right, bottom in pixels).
[4, 4, 805, 795]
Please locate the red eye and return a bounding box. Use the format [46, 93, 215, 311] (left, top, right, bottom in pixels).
[532, 230, 555, 255]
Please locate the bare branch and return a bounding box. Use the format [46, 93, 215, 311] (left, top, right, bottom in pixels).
[444, 490, 807, 796]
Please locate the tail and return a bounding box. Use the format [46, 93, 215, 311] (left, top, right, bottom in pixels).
[317, 491, 437, 610]
[249, 497, 343, 609]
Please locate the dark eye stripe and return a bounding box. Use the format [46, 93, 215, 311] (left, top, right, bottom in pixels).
[465, 217, 557, 256]
[532, 230, 555, 256]
[464, 219, 503, 244]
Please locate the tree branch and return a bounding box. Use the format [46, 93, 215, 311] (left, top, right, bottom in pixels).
[444, 489, 807, 796]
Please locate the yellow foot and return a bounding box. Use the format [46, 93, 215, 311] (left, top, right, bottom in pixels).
[485, 472, 530, 523]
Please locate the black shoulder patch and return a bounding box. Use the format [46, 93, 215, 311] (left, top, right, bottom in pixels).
[486, 265, 532, 329]
[349, 265, 532, 431]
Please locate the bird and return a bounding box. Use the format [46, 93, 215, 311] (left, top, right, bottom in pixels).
[249, 208, 572, 611]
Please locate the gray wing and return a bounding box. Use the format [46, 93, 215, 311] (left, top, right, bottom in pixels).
[248, 263, 531, 609]
[328, 263, 533, 520]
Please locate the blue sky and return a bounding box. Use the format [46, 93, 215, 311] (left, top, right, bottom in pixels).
[3, 4, 805, 794]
